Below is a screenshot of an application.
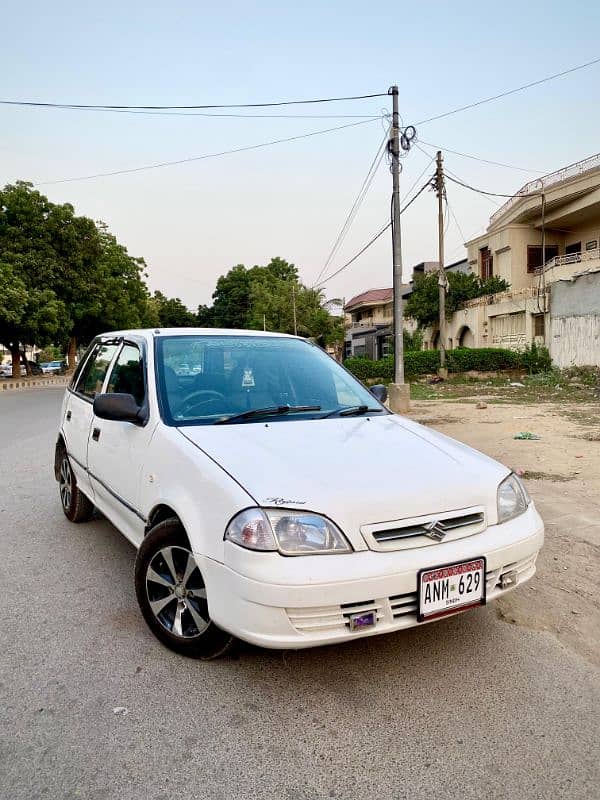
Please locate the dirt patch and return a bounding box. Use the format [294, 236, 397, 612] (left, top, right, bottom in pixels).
[407, 396, 600, 667]
[520, 470, 575, 482]
[573, 431, 600, 441]
[413, 416, 462, 426]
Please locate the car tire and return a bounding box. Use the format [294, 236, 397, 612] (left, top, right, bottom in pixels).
[134, 519, 235, 660]
[58, 452, 94, 523]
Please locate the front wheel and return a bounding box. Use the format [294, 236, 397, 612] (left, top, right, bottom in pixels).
[134, 519, 235, 659]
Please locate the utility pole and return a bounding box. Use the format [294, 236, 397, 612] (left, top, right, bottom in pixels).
[435, 150, 448, 376]
[388, 85, 410, 413]
[292, 283, 298, 336]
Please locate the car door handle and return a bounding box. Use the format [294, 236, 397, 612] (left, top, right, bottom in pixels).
[92, 427, 101, 442]
[66, 410, 72, 421]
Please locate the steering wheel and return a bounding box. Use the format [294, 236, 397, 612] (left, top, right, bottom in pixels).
[181, 389, 226, 416]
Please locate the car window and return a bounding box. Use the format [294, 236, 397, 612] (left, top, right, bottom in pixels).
[76, 343, 119, 399]
[105, 343, 145, 406]
[156, 335, 382, 426]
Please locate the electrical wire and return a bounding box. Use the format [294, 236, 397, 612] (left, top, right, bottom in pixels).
[312, 125, 390, 286]
[3, 105, 380, 120]
[1, 91, 388, 112]
[35, 117, 381, 185]
[416, 56, 600, 125]
[444, 172, 540, 199]
[417, 139, 544, 173]
[445, 196, 467, 245]
[314, 178, 433, 287]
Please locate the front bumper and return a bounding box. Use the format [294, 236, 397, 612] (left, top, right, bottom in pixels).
[200, 504, 544, 649]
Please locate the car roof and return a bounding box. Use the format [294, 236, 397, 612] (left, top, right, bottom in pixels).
[96, 328, 303, 341]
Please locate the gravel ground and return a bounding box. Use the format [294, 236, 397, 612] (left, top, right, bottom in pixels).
[1, 388, 599, 800]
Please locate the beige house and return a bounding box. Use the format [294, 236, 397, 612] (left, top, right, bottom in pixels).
[423, 153, 600, 352]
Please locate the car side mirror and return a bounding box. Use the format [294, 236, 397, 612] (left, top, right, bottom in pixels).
[370, 384, 388, 403]
[93, 393, 141, 424]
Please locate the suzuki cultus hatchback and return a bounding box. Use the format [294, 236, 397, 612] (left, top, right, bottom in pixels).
[55, 329, 544, 659]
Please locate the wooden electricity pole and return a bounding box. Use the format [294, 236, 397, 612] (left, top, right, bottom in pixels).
[435, 150, 448, 372]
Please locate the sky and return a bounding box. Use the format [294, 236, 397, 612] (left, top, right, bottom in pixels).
[3, 0, 600, 309]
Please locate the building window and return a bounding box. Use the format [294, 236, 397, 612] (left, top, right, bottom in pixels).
[585, 240, 598, 251]
[533, 314, 545, 338]
[480, 246, 493, 280]
[565, 241, 581, 255]
[527, 245, 559, 273]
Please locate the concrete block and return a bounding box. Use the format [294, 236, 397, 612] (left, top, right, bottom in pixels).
[388, 382, 410, 414]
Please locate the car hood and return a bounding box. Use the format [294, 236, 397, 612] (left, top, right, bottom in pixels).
[178, 415, 509, 551]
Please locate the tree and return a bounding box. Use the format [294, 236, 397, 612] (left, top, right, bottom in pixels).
[0, 182, 155, 373]
[405, 271, 510, 329]
[209, 264, 254, 328]
[150, 290, 197, 328]
[0, 183, 73, 375]
[63, 224, 151, 366]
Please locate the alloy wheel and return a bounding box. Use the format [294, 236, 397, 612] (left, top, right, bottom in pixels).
[59, 457, 72, 511]
[145, 546, 209, 638]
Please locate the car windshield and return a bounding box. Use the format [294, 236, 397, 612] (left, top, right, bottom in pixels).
[156, 335, 385, 426]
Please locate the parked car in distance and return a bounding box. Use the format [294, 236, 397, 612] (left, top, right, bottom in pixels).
[0, 361, 43, 377]
[40, 360, 64, 374]
[55, 329, 544, 660]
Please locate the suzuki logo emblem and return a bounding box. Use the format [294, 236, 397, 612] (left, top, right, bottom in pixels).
[423, 519, 447, 542]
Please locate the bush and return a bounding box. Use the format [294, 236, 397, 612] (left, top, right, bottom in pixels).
[344, 347, 528, 382]
[519, 343, 552, 374]
[446, 347, 520, 372]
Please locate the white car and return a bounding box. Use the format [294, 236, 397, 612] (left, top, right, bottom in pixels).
[55, 329, 544, 659]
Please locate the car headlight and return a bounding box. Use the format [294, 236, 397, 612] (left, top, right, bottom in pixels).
[225, 508, 352, 555]
[497, 473, 530, 524]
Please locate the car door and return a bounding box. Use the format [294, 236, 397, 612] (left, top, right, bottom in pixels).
[87, 339, 157, 547]
[63, 340, 120, 497]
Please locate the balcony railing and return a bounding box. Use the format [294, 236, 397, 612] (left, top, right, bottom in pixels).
[543, 248, 600, 270]
[490, 152, 600, 227]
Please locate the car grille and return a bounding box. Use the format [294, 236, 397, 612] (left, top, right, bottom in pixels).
[363, 508, 486, 551]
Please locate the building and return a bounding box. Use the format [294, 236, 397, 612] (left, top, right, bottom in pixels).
[343, 288, 395, 359]
[343, 260, 468, 358]
[427, 153, 600, 353]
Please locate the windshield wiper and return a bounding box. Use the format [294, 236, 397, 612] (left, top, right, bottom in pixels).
[214, 405, 321, 425]
[321, 405, 384, 418]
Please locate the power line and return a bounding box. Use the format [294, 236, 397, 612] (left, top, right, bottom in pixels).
[3, 104, 380, 120]
[416, 56, 600, 125]
[315, 178, 432, 287]
[444, 172, 537, 199]
[312, 125, 389, 286]
[35, 117, 381, 185]
[418, 139, 545, 173]
[1, 91, 388, 112]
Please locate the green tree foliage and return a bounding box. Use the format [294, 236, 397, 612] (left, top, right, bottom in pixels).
[0, 181, 160, 373]
[149, 290, 197, 328]
[197, 257, 343, 346]
[405, 271, 510, 328]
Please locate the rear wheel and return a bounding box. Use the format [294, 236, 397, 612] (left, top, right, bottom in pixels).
[58, 453, 94, 523]
[134, 519, 235, 659]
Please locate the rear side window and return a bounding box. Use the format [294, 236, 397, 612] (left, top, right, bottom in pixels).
[106, 344, 145, 406]
[75, 343, 119, 399]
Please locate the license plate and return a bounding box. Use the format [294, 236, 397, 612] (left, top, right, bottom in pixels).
[417, 557, 486, 622]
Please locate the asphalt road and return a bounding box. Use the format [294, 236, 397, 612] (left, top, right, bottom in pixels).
[1, 388, 598, 800]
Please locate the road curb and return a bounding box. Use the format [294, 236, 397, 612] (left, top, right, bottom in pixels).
[1, 376, 70, 392]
